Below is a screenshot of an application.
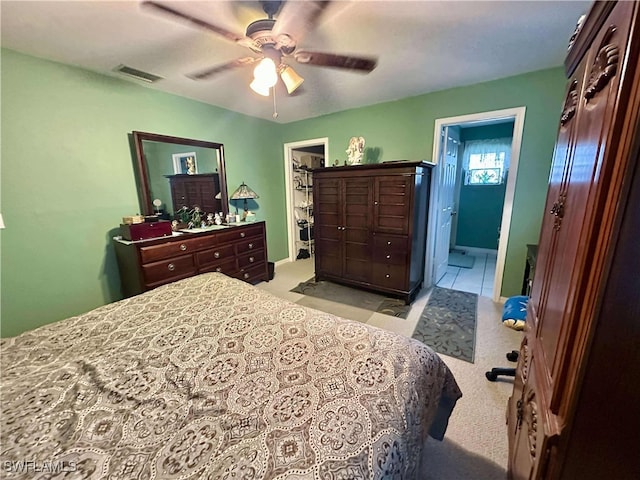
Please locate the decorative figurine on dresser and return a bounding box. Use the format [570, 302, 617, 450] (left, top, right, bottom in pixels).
[114, 131, 269, 296]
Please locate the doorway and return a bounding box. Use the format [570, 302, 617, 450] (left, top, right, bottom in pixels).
[425, 107, 526, 302]
[283, 138, 328, 262]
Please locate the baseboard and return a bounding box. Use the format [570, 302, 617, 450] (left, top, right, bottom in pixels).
[275, 258, 291, 267]
[454, 245, 498, 256]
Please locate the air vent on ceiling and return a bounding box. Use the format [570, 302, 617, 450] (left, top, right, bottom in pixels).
[114, 65, 163, 83]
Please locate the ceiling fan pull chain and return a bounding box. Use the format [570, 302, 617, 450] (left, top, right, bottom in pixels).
[272, 87, 279, 119]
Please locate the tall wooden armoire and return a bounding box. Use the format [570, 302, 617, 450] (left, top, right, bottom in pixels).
[507, 1, 640, 479]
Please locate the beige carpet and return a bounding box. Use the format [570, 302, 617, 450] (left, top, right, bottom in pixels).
[257, 258, 523, 479]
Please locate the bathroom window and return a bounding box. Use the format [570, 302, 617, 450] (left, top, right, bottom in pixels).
[463, 138, 512, 185]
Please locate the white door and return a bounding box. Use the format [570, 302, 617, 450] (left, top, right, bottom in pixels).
[434, 126, 459, 283]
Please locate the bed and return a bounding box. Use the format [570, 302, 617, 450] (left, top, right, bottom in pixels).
[1, 272, 461, 479]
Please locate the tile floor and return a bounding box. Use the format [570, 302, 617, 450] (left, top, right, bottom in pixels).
[437, 250, 497, 297]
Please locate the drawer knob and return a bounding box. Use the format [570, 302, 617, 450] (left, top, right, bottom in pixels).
[214, 251, 220, 258]
[243, 273, 250, 279]
[168, 263, 176, 271]
[248, 243, 254, 249]
[387, 241, 391, 245]
[385, 274, 390, 278]
[180, 244, 187, 251]
[240, 232, 246, 238]
[374, 201, 379, 205]
[249, 256, 255, 263]
[216, 267, 222, 272]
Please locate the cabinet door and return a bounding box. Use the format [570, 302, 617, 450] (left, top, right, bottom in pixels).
[373, 175, 413, 234]
[535, 1, 634, 414]
[314, 175, 372, 282]
[529, 60, 586, 368]
[510, 356, 558, 480]
[314, 177, 343, 276]
[171, 179, 189, 211]
[342, 176, 372, 282]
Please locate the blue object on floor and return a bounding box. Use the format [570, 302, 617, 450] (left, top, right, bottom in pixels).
[502, 295, 528, 330]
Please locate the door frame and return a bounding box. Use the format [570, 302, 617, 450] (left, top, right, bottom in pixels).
[425, 106, 526, 301]
[283, 137, 329, 262]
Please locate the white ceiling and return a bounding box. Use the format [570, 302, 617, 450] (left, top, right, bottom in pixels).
[1, 0, 591, 123]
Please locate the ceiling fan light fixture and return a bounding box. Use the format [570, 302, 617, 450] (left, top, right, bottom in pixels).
[280, 65, 304, 94]
[250, 78, 271, 96]
[253, 57, 278, 86]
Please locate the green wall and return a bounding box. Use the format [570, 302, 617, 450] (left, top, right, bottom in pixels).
[0, 49, 285, 337]
[1, 48, 565, 337]
[281, 68, 565, 300]
[456, 184, 507, 249]
[456, 123, 514, 249]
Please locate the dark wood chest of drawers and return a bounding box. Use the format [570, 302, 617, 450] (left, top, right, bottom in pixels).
[166, 173, 222, 213]
[313, 162, 432, 303]
[114, 221, 268, 297]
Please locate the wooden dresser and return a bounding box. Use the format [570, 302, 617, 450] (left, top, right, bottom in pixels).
[313, 161, 431, 303]
[507, 2, 640, 478]
[114, 221, 268, 297]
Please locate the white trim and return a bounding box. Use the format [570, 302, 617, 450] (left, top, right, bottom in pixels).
[283, 138, 329, 262]
[275, 258, 291, 267]
[426, 106, 527, 302]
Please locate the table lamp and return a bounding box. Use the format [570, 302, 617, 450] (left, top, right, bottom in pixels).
[230, 182, 259, 219]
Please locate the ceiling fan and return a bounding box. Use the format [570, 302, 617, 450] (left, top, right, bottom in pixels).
[142, 0, 378, 97]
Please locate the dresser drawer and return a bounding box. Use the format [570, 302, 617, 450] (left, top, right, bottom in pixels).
[237, 236, 265, 254]
[196, 244, 235, 268]
[217, 224, 264, 245]
[238, 249, 266, 269]
[199, 257, 238, 276]
[372, 263, 408, 289]
[233, 263, 268, 284]
[142, 255, 197, 286]
[373, 234, 408, 252]
[372, 249, 408, 265]
[140, 236, 216, 263]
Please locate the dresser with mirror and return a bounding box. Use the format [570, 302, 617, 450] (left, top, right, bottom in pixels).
[114, 131, 269, 296]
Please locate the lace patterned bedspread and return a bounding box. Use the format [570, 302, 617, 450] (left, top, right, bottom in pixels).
[1, 273, 461, 479]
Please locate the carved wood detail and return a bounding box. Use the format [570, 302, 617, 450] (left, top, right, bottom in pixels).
[585, 26, 619, 101]
[520, 341, 530, 382]
[526, 390, 539, 460]
[560, 80, 579, 126]
[550, 193, 567, 231]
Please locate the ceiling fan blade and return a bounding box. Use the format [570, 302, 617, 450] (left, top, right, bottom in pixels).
[187, 57, 259, 80]
[294, 51, 377, 73]
[271, 1, 331, 49]
[142, 1, 259, 51]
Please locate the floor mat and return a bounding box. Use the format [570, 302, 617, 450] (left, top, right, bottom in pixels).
[412, 287, 478, 363]
[290, 278, 410, 319]
[448, 252, 475, 269]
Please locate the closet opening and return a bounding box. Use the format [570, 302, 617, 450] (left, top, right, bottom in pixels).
[283, 138, 328, 262]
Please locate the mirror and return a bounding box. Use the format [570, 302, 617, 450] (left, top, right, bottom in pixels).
[132, 131, 228, 220]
